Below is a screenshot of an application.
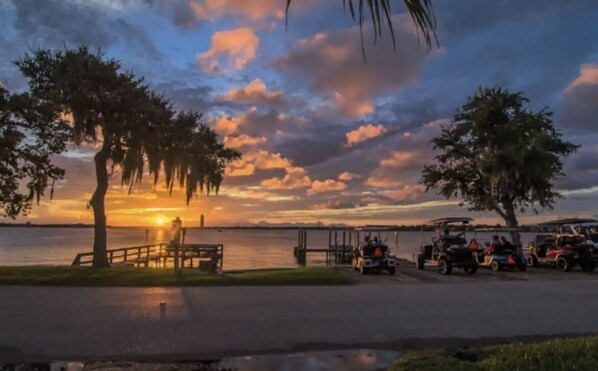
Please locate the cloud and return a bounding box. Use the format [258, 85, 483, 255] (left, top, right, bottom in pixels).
[383, 184, 426, 202]
[221, 78, 285, 105]
[225, 150, 294, 177]
[379, 150, 420, 170]
[338, 171, 362, 181]
[365, 176, 403, 188]
[560, 64, 598, 133]
[345, 124, 387, 147]
[261, 166, 311, 190]
[223, 134, 267, 149]
[188, 0, 285, 22]
[276, 17, 427, 117]
[197, 27, 259, 73]
[308, 179, 347, 195]
[311, 200, 357, 210]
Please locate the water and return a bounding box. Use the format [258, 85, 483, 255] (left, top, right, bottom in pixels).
[0, 227, 535, 270]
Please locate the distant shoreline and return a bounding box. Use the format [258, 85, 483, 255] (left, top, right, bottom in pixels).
[0, 223, 537, 232]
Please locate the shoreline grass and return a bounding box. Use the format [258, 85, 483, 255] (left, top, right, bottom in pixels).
[0, 266, 353, 287]
[390, 336, 598, 371]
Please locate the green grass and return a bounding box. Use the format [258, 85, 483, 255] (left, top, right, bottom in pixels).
[0, 266, 353, 287]
[390, 336, 598, 371]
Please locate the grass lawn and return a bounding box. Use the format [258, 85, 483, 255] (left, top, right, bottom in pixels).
[0, 266, 353, 287]
[390, 336, 598, 371]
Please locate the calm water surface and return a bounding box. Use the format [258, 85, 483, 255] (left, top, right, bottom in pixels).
[0, 227, 535, 270]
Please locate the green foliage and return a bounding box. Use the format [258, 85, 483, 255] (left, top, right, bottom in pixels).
[286, 0, 437, 59]
[0, 85, 70, 217]
[390, 336, 598, 371]
[421, 87, 577, 233]
[0, 266, 353, 287]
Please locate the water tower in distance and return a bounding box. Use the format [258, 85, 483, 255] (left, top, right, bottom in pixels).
[200, 214, 205, 228]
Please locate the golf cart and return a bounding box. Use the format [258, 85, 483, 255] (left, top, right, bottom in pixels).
[473, 228, 527, 271]
[351, 226, 398, 275]
[416, 217, 478, 275]
[551, 217, 598, 253]
[524, 218, 596, 272]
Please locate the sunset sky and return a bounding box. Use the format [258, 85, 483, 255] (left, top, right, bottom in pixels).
[1, 0, 598, 227]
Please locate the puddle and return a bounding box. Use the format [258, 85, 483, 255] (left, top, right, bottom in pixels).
[218, 349, 401, 371]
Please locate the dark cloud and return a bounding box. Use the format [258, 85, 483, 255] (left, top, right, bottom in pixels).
[11, 0, 159, 56]
[276, 16, 427, 118]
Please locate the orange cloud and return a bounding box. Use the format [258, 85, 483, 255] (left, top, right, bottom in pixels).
[345, 124, 387, 147]
[226, 150, 293, 177]
[338, 171, 361, 181]
[189, 0, 285, 22]
[308, 179, 347, 195]
[383, 184, 426, 202]
[565, 64, 598, 92]
[213, 113, 245, 135]
[365, 176, 402, 188]
[222, 78, 285, 105]
[225, 162, 256, 177]
[379, 151, 418, 169]
[261, 166, 311, 190]
[223, 134, 267, 149]
[197, 27, 259, 73]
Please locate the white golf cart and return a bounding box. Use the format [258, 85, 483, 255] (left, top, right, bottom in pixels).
[351, 225, 399, 275]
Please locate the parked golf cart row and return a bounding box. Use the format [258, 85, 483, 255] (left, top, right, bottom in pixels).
[347, 217, 598, 276]
[415, 217, 598, 275]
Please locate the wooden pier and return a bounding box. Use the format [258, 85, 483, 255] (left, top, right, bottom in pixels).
[293, 229, 354, 266]
[72, 243, 224, 271]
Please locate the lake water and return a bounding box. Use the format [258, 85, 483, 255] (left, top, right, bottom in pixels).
[0, 227, 535, 270]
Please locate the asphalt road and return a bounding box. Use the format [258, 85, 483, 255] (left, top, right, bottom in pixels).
[1, 270, 598, 363]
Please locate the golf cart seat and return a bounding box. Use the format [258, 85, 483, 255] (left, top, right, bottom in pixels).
[441, 236, 467, 246]
[559, 235, 583, 247]
[363, 245, 388, 260]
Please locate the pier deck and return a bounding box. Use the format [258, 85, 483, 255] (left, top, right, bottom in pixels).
[72, 243, 224, 270]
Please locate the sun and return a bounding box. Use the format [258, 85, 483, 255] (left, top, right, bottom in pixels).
[155, 217, 165, 226]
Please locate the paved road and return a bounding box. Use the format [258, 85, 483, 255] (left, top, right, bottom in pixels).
[2, 272, 598, 363]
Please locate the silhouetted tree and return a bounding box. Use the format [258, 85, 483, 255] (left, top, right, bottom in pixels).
[421, 87, 578, 243]
[16, 47, 240, 267]
[0, 85, 70, 218]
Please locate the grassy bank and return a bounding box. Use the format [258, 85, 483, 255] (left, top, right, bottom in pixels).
[390, 336, 598, 371]
[0, 266, 353, 287]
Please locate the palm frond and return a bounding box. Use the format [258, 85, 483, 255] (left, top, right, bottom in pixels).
[286, 0, 438, 58]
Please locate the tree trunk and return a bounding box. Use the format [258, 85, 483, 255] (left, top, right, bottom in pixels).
[90, 149, 110, 268]
[503, 202, 520, 245]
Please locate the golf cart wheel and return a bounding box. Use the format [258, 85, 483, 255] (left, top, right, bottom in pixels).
[491, 260, 501, 272]
[416, 254, 425, 270]
[526, 255, 538, 267]
[581, 260, 596, 272]
[438, 259, 452, 275]
[464, 265, 478, 274]
[556, 256, 573, 272]
[388, 267, 396, 275]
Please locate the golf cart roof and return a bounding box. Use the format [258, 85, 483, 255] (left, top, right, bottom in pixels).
[537, 218, 598, 226]
[474, 227, 519, 232]
[354, 225, 400, 231]
[426, 217, 474, 225]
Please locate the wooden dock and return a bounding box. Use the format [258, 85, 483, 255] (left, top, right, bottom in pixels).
[293, 229, 354, 266]
[72, 243, 224, 271]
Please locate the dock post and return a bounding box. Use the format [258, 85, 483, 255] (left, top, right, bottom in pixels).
[171, 217, 183, 276]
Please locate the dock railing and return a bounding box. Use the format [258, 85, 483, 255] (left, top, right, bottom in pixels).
[71, 243, 223, 270]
